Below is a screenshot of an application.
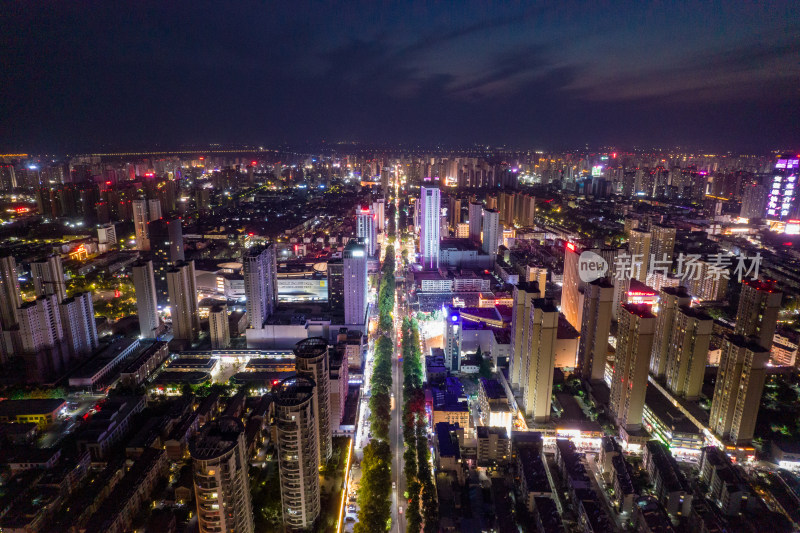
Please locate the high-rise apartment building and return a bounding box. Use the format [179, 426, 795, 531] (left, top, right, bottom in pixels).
[420, 185, 441, 270]
[343, 239, 368, 326]
[521, 299, 558, 422]
[373, 198, 385, 233]
[734, 279, 781, 350]
[31, 255, 66, 302]
[167, 260, 199, 343]
[132, 260, 160, 338]
[561, 242, 582, 329]
[650, 287, 691, 377]
[665, 306, 712, 399]
[59, 292, 98, 359]
[740, 182, 768, 220]
[190, 417, 255, 533]
[468, 201, 482, 244]
[628, 228, 652, 281]
[96, 223, 117, 253]
[577, 278, 614, 382]
[132, 199, 150, 251]
[356, 206, 377, 257]
[209, 304, 230, 349]
[444, 308, 462, 372]
[274, 376, 321, 530]
[611, 303, 655, 432]
[509, 282, 540, 388]
[709, 334, 769, 444]
[0, 254, 22, 329]
[149, 216, 184, 263]
[147, 198, 162, 221]
[327, 259, 344, 313]
[293, 337, 332, 463]
[686, 259, 729, 302]
[242, 244, 277, 329]
[650, 224, 676, 264]
[481, 208, 499, 256]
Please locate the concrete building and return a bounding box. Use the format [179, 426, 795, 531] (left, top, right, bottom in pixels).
[355, 205, 377, 257]
[509, 282, 540, 388]
[664, 306, 712, 399]
[243, 244, 277, 329]
[709, 334, 769, 444]
[650, 224, 676, 264]
[468, 201, 483, 245]
[274, 376, 321, 531]
[149, 216, 184, 263]
[343, 239, 368, 326]
[132, 260, 160, 339]
[31, 254, 66, 302]
[293, 337, 332, 463]
[628, 228, 652, 281]
[561, 242, 581, 329]
[611, 303, 655, 432]
[0, 254, 22, 329]
[167, 260, 200, 343]
[59, 291, 98, 359]
[734, 279, 781, 350]
[189, 417, 255, 533]
[577, 278, 614, 382]
[132, 199, 150, 250]
[209, 305, 230, 349]
[521, 300, 559, 422]
[97, 223, 117, 252]
[444, 308, 462, 372]
[481, 208, 499, 256]
[650, 287, 691, 378]
[420, 185, 441, 270]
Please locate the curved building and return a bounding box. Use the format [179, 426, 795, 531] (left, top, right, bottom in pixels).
[189, 417, 254, 533]
[274, 376, 321, 531]
[293, 337, 332, 462]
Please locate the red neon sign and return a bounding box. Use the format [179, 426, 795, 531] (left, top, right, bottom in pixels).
[566, 242, 575, 252]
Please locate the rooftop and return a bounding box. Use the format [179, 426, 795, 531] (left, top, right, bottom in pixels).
[189, 417, 244, 460]
[0, 399, 66, 417]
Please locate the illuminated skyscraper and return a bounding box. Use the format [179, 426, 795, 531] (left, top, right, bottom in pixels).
[209, 304, 230, 349]
[481, 208, 499, 256]
[31, 254, 66, 302]
[560, 242, 581, 329]
[293, 337, 332, 463]
[468, 201, 482, 245]
[373, 197, 386, 233]
[765, 156, 799, 221]
[149, 216, 184, 263]
[509, 282, 540, 388]
[167, 260, 199, 343]
[356, 206, 377, 257]
[734, 279, 781, 350]
[610, 303, 655, 432]
[59, 291, 98, 359]
[242, 244, 277, 329]
[521, 299, 558, 422]
[650, 224, 676, 264]
[132, 199, 150, 251]
[709, 334, 769, 444]
[274, 376, 321, 530]
[190, 417, 255, 533]
[132, 260, 160, 339]
[628, 228, 652, 281]
[343, 239, 368, 326]
[420, 185, 441, 270]
[740, 182, 768, 220]
[650, 286, 691, 378]
[665, 306, 712, 399]
[444, 307, 462, 372]
[577, 278, 614, 382]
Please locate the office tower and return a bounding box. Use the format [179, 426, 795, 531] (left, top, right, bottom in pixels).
[274, 376, 321, 530]
[356, 206, 377, 257]
[709, 335, 769, 444]
[561, 242, 581, 329]
[242, 244, 277, 329]
[147, 198, 162, 221]
[420, 185, 441, 270]
[132, 199, 150, 250]
[59, 292, 98, 358]
[343, 239, 368, 326]
[327, 259, 344, 312]
[0, 254, 22, 328]
[766, 156, 799, 221]
[650, 224, 676, 264]
[665, 306, 712, 399]
[509, 282, 540, 388]
[468, 201, 483, 244]
[31, 255, 66, 302]
[132, 260, 160, 338]
[734, 279, 781, 350]
[444, 308, 462, 372]
[209, 304, 230, 349]
[189, 417, 255, 533]
[521, 299, 559, 422]
[373, 198, 385, 232]
[577, 278, 614, 382]
[293, 337, 332, 463]
[628, 228, 652, 281]
[611, 303, 656, 432]
[481, 208, 499, 256]
[149, 216, 184, 263]
[167, 260, 199, 343]
[740, 182, 768, 220]
[650, 287, 691, 377]
[96, 223, 117, 252]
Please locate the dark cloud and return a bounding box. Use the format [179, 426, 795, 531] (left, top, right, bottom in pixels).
[0, 0, 798, 152]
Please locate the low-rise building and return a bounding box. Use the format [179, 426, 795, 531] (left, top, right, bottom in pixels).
[699, 446, 760, 516]
[0, 399, 65, 429]
[643, 440, 692, 517]
[476, 425, 510, 466]
[118, 341, 170, 386]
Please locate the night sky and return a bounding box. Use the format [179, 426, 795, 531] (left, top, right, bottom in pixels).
[2, 1, 798, 152]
